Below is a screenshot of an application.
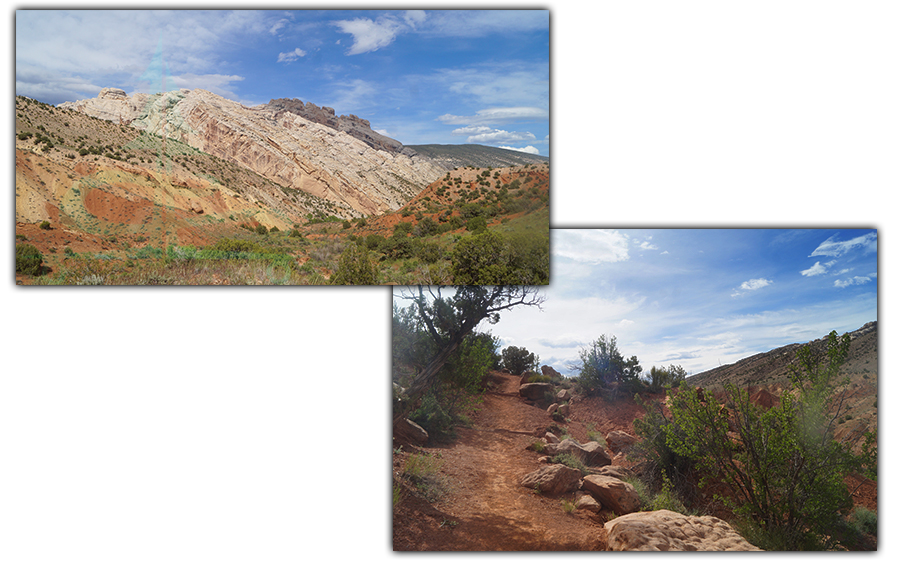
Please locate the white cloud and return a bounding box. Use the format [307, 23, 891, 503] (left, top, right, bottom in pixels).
[332, 15, 406, 55]
[732, 278, 773, 296]
[554, 230, 630, 264]
[800, 260, 836, 277]
[498, 145, 540, 154]
[438, 107, 549, 125]
[741, 278, 772, 291]
[277, 48, 307, 63]
[810, 232, 877, 257]
[464, 129, 536, 144]
[834, 275, 874, 288]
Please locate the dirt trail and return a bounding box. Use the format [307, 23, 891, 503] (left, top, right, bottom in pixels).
[393, 372, 609, 551]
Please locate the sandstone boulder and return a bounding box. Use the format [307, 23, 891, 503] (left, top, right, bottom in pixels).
[521, 464, 582, 496]
[595, 465, 635, 481]
[541, 365, 562, 379]
[556, 389, 571, 402]
[605, 510, 762, 551]
[544, 438, 611, 467]
[519, 382, 553, 401]
[581, 475, 641, 515]
[575, 492, 602, 513]
[544, 432, 560, 444]
[605, 430, 637, 453]
[393, 418, 428, 446]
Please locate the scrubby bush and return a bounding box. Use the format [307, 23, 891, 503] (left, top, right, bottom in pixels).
[569, 334, 642, 396]
[330, 242, 379, 285]
[660, 331, 877, 550]
[39, 220, 51, 230]
[646, 364, 687, 392]
[501, 345, 538, 375]
[15, 243, 44, 275]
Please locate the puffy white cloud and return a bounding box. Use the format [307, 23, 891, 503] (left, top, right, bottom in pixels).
[276, 48, 306, 63]
[332, 15, 406, 55]
[732, 278, 773, 296]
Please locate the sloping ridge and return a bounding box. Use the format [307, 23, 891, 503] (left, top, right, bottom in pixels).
[60, 88, 446, 217]
[686, 322, 877, 390]
[407, 144, 549, 169]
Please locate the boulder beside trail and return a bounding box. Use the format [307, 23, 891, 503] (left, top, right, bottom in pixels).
[581, 475, 641, 515]
[393, 418, 429, 446]
[521, 464, 583, 496]
[605, 510, 762, 551]
[519, 382, 553, 401]
[605, 430, 637, 453]
[544, 438, 611, 467]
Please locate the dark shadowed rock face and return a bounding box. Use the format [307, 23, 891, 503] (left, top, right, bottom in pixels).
[267, 98, 413, 155]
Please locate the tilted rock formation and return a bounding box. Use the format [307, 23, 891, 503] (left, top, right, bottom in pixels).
[605, 510, 762, 551]
[266, 98, 416, 157]
[59, 88, 446, 217]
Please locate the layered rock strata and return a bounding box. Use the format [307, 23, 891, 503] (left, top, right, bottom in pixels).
[60, 88, 445, 216]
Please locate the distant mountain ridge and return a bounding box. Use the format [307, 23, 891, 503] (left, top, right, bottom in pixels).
[686, 321, 877, 390]
[406, 144, 549, 170]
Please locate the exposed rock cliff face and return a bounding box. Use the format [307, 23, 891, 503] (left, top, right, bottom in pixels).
[59, 88, 445, 216]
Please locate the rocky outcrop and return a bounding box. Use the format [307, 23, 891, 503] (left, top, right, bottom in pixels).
[521, 464, 582, 496]
[581, 475, 641, 515]
[59, 87, 150, 124]
[267, 98, 416, 157]
[605, 510, 762, 551]
[59, 88, 446, 217]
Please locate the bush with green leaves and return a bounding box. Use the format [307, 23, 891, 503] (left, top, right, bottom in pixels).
[16, 243, 44, 276]
[646, 364, 687, 392]
[449, 230, 549, 285]
[661, 331, 877, 550]
[569, 334, 642, 396]
[501, 345, 538, 375]
[330, 242, 379, 285]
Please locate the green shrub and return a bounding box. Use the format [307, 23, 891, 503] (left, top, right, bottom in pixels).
[255, 224, 268, 235]
[39, 220, 51, 230]
[502, 345, 538, 375]
[15, 243, 44, 275]
[330, 243, 379, 285]
[662, 331, 876, 550]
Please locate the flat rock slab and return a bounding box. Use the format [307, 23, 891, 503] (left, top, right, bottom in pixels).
[605, 509, 763, 551]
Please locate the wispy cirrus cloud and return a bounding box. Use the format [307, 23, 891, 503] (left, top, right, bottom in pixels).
[810, 232, 877, 258]
[835, 274, 876, 288]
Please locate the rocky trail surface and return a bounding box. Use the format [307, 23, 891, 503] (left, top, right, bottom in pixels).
[392, 371, 632, 550]
[392, 370, 878, 551]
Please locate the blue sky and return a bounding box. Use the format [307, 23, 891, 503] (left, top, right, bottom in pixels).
[15, 9, 550, 155]
[444, 229, 878, 377]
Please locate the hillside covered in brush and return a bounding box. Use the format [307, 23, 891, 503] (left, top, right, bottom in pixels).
[15, 92, 549, 285]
